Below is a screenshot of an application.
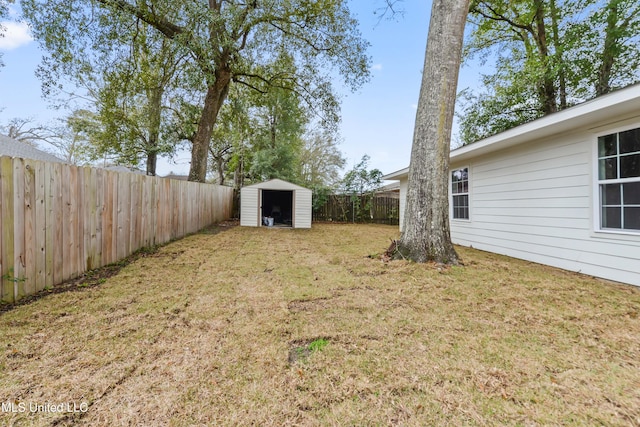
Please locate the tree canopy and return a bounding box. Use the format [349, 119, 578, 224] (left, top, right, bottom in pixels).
[459, 0, 640, 144]
[22, 0, 371, 182]
[0, 0, 9, 70]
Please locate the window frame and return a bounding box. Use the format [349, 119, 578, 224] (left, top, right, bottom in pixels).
[593, 124, 640, 235]
[450, 166, 470, 221]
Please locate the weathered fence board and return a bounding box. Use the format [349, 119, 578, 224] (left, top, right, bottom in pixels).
[1, 157, 14, 301]
[35, 161, 46, 293]
[13, 159, 26, 300]
[0, 156, 234, 303]
[313, 195, 400, 225]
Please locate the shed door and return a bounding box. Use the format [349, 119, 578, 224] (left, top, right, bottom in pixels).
[261, 189, 293, 227]
[240, 187, 260, 227]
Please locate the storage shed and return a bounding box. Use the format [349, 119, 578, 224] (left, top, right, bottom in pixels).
[240, 179, 312, 228]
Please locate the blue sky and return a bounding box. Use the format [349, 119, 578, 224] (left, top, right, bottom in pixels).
[0, 1, 482, 177]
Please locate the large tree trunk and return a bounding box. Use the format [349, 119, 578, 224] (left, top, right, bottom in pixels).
[188, 71, 231, 182]
[146, 152, 157, 176]
[394, 0, 469, 264]
[550, 0, 567, 109]
[596, 1, 619, 96]
[145, 86, 163, 176]
[533, 0, 557, 115]
[216, 156, 225, 185]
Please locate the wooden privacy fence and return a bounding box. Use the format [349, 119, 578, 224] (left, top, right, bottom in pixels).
[313, 194, 399, 225]
[0, 156, 234, 303]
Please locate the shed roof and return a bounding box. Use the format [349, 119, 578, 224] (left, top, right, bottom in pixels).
[243, 178, 310, 191]
[0, 134, 67, 163]
[383, 83, 640, 181]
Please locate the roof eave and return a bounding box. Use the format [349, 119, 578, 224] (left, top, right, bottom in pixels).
[451, 84, 640, 163]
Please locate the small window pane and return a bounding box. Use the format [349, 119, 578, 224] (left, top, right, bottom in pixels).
[451, 168, 468, 194]
[455, 207, 469, 220]
[453, 195, 469, 219]
[598, 133, 617, 157]
[602, 207, 622, 229]
[601, 184, 621, 205]
[623, 182, 640, 205]
[624, 207, 640, 229]
[599, 158, 618, 180]
[620, 153, 640, 178]
[620, 128, 640, 154]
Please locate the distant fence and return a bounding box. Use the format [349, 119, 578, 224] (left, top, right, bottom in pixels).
[0, 156, 234, 303]
[313, 194, 399, 225]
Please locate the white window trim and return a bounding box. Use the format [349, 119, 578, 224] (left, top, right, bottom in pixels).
[592, 123, 640, 236]
[450, 165, 471, 221]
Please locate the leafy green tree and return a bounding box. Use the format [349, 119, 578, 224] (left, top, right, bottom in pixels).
[50, 110, 99, 164]
[89, 31, 186, 175]
[460, 0, 564, 144]
[22, 0, 371, 182]
[248, 82, 307, 183]
[211, 52, 346, 188]
[341, 154, 383, 222]
[20, 2, 190, 175]
[298, 129, 346, 189]
[300, 130, 346, 214]
[575, 0, 640, 96]
[460, 0, 640, 144]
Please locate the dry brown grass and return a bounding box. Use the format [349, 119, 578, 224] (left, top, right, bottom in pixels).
[1, 223, 639, 426]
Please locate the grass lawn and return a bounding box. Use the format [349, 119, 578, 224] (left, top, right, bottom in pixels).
[1, 223, 639, 426]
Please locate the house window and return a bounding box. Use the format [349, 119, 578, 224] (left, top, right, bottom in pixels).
[451, 167, 469, 220]
[598, 127, 640, 231]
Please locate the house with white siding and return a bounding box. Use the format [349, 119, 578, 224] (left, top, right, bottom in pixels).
[384, 83, 640, 286]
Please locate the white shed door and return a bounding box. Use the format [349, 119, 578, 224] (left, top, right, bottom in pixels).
[240, 187, 260, 227]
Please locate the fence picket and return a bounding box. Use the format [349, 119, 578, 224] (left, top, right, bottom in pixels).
[0, 156, 233, 303]
[51, 163, 63, 285]
[312, 195, 399, 225]
[1, 157, 14, 302]
[13, 158, 26, 299]
[23, 159, 36, 296]
[35, 161, 46, 292]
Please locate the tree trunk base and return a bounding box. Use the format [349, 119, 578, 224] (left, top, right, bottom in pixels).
[385, 239, 460, 266]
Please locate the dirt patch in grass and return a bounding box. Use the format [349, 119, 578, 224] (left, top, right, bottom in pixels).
[1, 223, 639, 426]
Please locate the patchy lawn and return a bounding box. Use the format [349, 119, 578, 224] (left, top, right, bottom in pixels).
[1, 223, 639, 426]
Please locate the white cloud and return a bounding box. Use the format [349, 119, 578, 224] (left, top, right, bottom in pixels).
[371, 63, 383, 71]
[0, 22, 33, 51]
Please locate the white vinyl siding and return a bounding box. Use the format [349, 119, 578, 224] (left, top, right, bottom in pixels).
[294, 189, 312, 229]
[450, 133, 640, 286]
[398, 179, 408, 231]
